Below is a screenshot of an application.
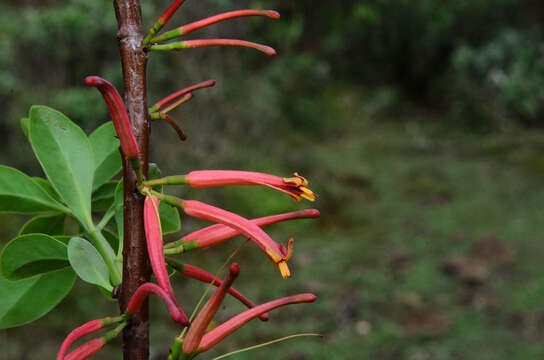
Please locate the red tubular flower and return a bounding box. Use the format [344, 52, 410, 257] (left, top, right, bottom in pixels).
[64, 338, 105, 360]
[150, 80, 215, 113]
[151, 10, 280, 43]
[179, 199, 293, 279]
[198, 293, 317, 352]
[126, 282, 189, 326]
[149, 39, 276, 56]
[158, 0, 187, 26]
[144, 196, 175, 296]
[183, 263, 240, 355]
[57, 319, 103, 360]
[85, 76, 139, 158]
[146, 170, 316, 202]
[165, 209, 319, 251]
[169, 261, 268, 321]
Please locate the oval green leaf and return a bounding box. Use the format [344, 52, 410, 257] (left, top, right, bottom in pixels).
[67, 237, 112, 291]
[89, 122, 122, 190]
[0, 267, 76, 328]
[0, 166, 67, 214]
[0, 234, 69, 280]
[19, 214, 65, 236]
[160, 201, 181, 234]
[29, 106, 94, 228]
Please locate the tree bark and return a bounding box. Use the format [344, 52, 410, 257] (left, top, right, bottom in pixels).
[113, 1, 150, 359]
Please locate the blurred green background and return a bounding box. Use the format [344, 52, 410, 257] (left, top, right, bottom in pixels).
[3, 0, 544, 359]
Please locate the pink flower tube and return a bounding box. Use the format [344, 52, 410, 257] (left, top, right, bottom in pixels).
[57, 319, 103, 360]
[126, 282, 189, 326]
[198, 293, 317, 352]
[168, 261, 268, 321]
[64, 338, 105, 360]
[145, 170, 316, 202]
[85, 76, 139, 158]
[166, 209, 319, 250]
[144, 196, 175, 296]
[179, 199, 294, 279]
[183, 263, 240, 355]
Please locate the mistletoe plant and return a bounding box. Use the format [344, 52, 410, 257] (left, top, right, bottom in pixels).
[0, 1, 321, 359]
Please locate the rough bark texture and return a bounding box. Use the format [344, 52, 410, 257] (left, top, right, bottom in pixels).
[113, 1, 150, 359]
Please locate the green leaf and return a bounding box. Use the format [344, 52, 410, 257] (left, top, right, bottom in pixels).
[89, 122, 122, 190]
[92, 181, 117, 212]
[32, 177, 62, 202]
[102, 228, 119, 254]
[0, 234, 69, 280]
[0, 267, 76, 328]
[0, 166, 67, 214]
[68, 237, 113, 291]
[160, 201, 181, 234]
[114, 181, 124, 240]
[20, 117, 29, 138]
[19, 214, 65, 236]
[147, 163, 180, 233]
[29, 106, 94, 228]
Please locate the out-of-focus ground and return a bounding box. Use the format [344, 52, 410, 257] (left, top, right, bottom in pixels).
[3, 1, 544, 359]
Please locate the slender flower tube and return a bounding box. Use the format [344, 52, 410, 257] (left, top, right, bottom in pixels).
[149, 39, 276, 56]
[198, 293, 317, 352]
[183, 263, 240, 355]
[145, 170, 316, 202]
[164, 209, 320, 252]
[150, 80, 215, 113]
[151, 10, 280, 43]
[161, 196, 293, 279]
[85, 76, 139, 158]
[167, 260, 268, 321]
[126, 282, 189, 326]
[150, 112, 187, 141]
[144, 196, 176, 297]
[64, 338, 105, 360]
[57, 318, 120, 360]
[143, 0, 188, 45]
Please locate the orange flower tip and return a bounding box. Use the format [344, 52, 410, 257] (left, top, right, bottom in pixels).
[284, 238, 294, 261]
[278, 261, 291, 279]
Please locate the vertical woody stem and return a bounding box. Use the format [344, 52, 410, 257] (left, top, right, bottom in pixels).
[113, 1, 150, 359]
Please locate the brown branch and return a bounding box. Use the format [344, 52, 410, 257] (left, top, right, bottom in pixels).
[113, 1, 151, 360]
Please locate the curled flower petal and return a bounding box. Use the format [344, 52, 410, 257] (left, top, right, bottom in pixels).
[179, 199, 293, 279]
[126, 282, 189, 326]
[64, 338, 105, 360]
[167, 261, 268, 321]
[199, 293, 317, 352]
[183, 263, 240, 355]
[85, 76, 139, 158]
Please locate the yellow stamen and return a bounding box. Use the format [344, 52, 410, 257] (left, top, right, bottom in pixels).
[278, 261, 291, 279]
[283, 172, 308, 187]
[284, 238, 294, 261]
[300, 187, 316, 201]
[265, 247, 283, 263]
